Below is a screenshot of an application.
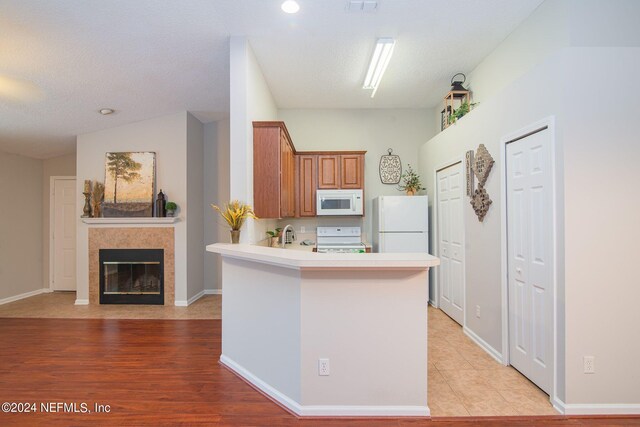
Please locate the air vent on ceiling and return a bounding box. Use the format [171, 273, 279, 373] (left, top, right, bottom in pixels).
[347, 0, 378, 12]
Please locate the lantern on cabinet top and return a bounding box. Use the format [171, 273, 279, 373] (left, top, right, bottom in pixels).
[443, 73, 470, 129]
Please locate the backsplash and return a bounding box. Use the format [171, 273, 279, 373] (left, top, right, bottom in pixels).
[275, 217, 370, 245]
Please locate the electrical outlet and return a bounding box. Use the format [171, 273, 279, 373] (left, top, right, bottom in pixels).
[583, 356, 595, 374]
[318, 358, 330, 376]
[300, 226, 306, 233]
[476, 305, 481, 318]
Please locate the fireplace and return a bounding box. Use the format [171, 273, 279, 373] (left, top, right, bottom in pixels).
[99, 249, 164, 305]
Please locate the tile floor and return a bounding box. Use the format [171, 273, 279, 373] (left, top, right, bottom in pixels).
[0, 292, 558, 417]
[428, 307, 558, 417]
[0, 292, 221, 319]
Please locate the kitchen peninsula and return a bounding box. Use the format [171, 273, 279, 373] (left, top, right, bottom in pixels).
[206, 243, 439, 417]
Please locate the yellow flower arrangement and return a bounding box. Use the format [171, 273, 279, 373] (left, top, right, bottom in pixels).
[211, 200, 258, 230]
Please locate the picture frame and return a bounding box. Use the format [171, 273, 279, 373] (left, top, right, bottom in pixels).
[102, 152, 156, 217]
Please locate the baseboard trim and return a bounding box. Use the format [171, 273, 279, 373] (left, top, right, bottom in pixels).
[175, 289, 208, 307]
[0, 288, 47, 305]
[552, 397, 640, 415]
[463, 326, 504, 364]
[204, 289, 222, 295]
[74, 299, 89, 305]
[220, 354, 430, 417]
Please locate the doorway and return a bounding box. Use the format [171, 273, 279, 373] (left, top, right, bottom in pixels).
[504, 122, 555, 395]
[436, 161, 465, 325]
[50, 177, 77, 291]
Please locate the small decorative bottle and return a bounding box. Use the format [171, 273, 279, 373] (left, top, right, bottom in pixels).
[155, 189, 166, 217]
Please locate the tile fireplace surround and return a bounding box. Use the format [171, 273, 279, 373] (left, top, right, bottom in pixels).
[88, 227, 175, 305]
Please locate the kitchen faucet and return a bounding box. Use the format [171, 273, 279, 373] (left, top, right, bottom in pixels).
[281, 224, 293, 248]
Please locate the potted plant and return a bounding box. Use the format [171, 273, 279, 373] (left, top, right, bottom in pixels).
[266, 228, 283, 247]
[398, 164, 425, 196]
[448, 101, 478, 125]
[165, 202, 178, 217]
[211, 200, 258, 243]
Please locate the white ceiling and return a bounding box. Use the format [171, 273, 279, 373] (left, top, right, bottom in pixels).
[0, 0, 543, 159]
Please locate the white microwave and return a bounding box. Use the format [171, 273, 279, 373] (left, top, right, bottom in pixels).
[316, 189, 363, 216]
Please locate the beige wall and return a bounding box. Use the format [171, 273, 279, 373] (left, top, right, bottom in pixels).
[42, 153, 76, 289]
[277, 109, 437, 241]
[186, 113, 205, 301]
[0, 150, 43, 301]
[204, 119, 230, 291]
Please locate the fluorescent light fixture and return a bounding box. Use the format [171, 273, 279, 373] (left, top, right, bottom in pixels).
[281, 0, 300, 14]
[362, 38, 395, 98]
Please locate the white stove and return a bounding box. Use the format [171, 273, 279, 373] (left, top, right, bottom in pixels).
[316, 227, 366, 253]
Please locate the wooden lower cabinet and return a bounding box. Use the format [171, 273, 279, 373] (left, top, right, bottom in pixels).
[297, 155, 317, 217]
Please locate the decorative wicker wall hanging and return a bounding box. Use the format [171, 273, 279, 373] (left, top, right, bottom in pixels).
[469, 144, 495, 222]
[472, 144, 494, 186]
[471, 186, 492, 222]
[379, 148, 402, 184]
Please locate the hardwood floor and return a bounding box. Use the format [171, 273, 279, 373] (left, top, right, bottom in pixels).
[0, 318, 638, 426]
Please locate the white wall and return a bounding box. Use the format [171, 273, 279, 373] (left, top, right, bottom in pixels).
[419, 0, 640, 410]
[463, 0, 569, 106]
[186, 113, 205, 300]
[229, 37, 278, 244]
[419, 49, 566, 368]
[42, 153, 76, 289]
[204, 119, 230, 291]
[0, 150, 43, 301]
[277, 109, 436, 241]
[76, 112, 191, 304]
[561, 46, 640, 407]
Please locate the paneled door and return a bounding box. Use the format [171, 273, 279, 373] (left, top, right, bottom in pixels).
[52, 178, 77, 291]
[507, 128, 553, 394]
[436, 162, 464, 325]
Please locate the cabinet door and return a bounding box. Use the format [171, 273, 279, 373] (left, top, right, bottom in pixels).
[298, 155, 317, 217]
[280, 133, 294, 217]
[317, 155, 340, 189]
[287, 143, 296, 216]
[253, 126, 282, 219]
[340, 154, 364, 189]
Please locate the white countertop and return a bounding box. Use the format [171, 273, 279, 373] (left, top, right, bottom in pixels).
[206, 243, 439, 270]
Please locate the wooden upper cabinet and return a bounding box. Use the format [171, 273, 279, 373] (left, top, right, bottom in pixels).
[253, 122, 296, 219]
[340, 154, 364, 189]
[317, 155, 340, 189]
[297, 155, 317, 217]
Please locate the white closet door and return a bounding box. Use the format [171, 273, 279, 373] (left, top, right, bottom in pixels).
[437, 162, 464, 325]
[53, 178, 77, 291]
[507, 129, 553, 394]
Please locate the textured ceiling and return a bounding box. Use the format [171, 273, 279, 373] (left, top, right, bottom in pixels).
[0, 0, 543, 158]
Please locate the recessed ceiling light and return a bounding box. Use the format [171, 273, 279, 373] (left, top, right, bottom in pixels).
[281, 0, 300, 14]
[99, 108, 114, 115]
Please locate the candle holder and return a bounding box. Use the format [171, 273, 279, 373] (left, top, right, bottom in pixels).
[81, 192, 92, 218]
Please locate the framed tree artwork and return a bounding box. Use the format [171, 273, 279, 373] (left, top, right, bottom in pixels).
[102, 152, 156, 217]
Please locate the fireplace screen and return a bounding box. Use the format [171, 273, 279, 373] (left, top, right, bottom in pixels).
[99, 249, 164, 305]
[104, 262, 161, 295]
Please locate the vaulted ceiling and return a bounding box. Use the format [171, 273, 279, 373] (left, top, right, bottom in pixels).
[0, 0, 543, 158]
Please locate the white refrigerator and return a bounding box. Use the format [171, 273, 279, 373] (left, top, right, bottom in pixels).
[372, 195, 429, 253]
